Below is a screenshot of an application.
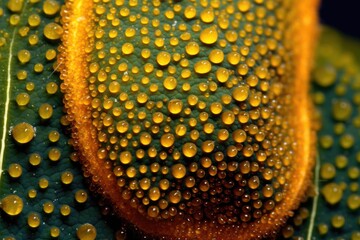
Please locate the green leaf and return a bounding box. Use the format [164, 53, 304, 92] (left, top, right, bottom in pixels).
[306, 27, 360, 239]
[0, 1, 359, 239]
[285, 27, 360, 240]
[0, 0, 119, 239]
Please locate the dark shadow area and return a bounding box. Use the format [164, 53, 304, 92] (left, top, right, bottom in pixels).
[320, 0, 360, 39]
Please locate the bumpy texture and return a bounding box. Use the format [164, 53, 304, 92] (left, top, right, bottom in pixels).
[59, 0, 317, 239]
[0, 0, 117, 239]
[310, 27, 360, 240]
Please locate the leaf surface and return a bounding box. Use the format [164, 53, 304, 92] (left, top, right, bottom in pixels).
[0, 1, 117, 238]
[0, 0, 359, 239]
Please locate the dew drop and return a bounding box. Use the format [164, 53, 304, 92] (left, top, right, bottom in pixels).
[8, 163, 22, 178]
[43, 0, 60, 15]
[12, 122, 35, 144]
[44, 22, 63, 40]
[200, 26, 218, 45]
[15, 92, 30, 106]
[0, 195, 23, 216]
[321, 183, 343, 205]
[17, 49, 31, 63]
[77, 223, 97, 240]
[27, 212, 41, 228]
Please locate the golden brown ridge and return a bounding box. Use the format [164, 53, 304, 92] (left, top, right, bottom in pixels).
[59, 0, 319, 239]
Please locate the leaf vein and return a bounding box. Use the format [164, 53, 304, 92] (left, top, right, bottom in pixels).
[306, 152, 321, 240]
[0, 0, 29, 181]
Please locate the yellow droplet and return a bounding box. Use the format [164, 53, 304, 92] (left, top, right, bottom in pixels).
[16, 70, 27, 80]
[332, 100, 352, 121]
[16, 92, 30, 106]
[340, 134, 354, 149]
[46, 82, 58, 94]
[317, 223, 328, 235]
[48, 148, 61, 161]
[255, 66, 268, 79]
[156, 51, 171, 66]
[182, 142, 197, 158]
[109, 81, 121, 94]
[9, 14, 20, 26]
[194, 60, 211, 74]
[44, 22, 63, 40]
[125, 27, 136, 37]
[48, 130, 60, 142]
[314, 65, 336, 87]
[335, 155, 348, 169]
[168, 99, 183, 115]
[120, 151, 132, 164]
[29, 153, 41, 166]
[28, 34, 39, 45]
[0, 37, 6, 47]
[7, 0, 24, 12]
[351, 231, 360, 240]
[43, 0, 60, 15]
[169, 190, 181, 204]
[140, 132, 152, 146]
[61, 171, 74, 185]
[238, 64, 249, 76]
[281, 225, 294, 239]
[200, 7, 214, 23]
[75, 190, 88, 203]
[184, 5, 196, 19]
[18, 27, 29, 37]
[27, 212, 41, 228]
[121, 43, 134, 55]
[233, 85, 249, 102]
[34, 63, 44, 73]
[39, 103, 53, 120]
[77, 223, 96, 240]
[0, 195, 23, 216]
[209, 49, 224, 64]
[200, 26, 218, 45]
[321, 183, 343, 205]
[233, 129, 247, 143]
[28, 14, 41, 27]
[347, 194, 360, 210]
[320, 163, 336, 180]
[26, 82, 35, 91]
[222, 110, 235, 125]
[45, 49, 57, 61]
[319, 135, 333, 149]
[348, 167, 359, 180]
[160, 133, 175, 148]
[237, 0, 251, 12]
[163, 76, 177, 90]
[171, 163, 186, 179]
[215, 68, 229, 83]
[43, 201, 54, 214]
[39, 178, 49, 189]
[17, 49, 31, 63]
[8, 163, 22, 178]
[50, 226, 60, 238]
[185, 42, 200, 56]
[147, 206, 159, 218]
[60, 204, 71, 216]
[148, 187, 161, 201]
[12, 122, 35, 144]
[331, 215, 345, 229]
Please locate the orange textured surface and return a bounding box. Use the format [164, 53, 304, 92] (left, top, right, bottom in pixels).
[59, 0, 319, 239]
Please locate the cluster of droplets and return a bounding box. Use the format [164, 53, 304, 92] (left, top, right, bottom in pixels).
[0, 1, 104, 239]
[311, 30, 360, 240]
[78, 0, 299, 225]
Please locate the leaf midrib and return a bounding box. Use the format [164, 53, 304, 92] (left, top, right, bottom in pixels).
[306, 152, 321, 240]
